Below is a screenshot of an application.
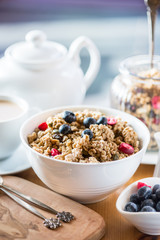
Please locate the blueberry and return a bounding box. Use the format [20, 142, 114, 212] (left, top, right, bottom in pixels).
[124, 202, 138, 212]
[153, 184, 160, 194]
[150, 194, 157, 203]
[63, 111, 76, 123]
[97, 116, 107, 125]
[59, 124, 71, 135]
[149, 110, 156, 118]
[137, 186, 152, 201]
[83, 117, 96, 128]
[156, 201, 160, 211]
[141, 199, 155, 209]
[130, 194, 140, 204]
[156, 188, 160, 200]
[141, 206, 156, 212]
[82, 129, 93, 140]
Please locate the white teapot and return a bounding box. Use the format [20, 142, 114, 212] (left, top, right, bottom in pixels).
[0, 30, 100, 109]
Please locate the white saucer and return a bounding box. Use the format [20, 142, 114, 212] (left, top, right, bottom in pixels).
[141, 151, 158, 165]
[0, 144, 31, 175]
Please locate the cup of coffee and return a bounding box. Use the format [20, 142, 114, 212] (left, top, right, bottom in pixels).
[0, 95, 29, 160]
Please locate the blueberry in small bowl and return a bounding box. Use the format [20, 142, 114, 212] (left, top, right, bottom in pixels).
[116, 177, 160, 235]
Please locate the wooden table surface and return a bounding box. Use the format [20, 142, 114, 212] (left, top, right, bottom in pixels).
[15, 164, 157, 240]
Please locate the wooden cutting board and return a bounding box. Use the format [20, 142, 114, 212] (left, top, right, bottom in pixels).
[0, 176, 105, 240]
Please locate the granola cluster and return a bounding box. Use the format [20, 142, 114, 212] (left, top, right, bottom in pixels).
[28, 110, 140, 163]
[111, 68, 160, 151]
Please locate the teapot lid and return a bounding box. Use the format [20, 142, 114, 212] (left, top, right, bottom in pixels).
[5, 30, 67, 68]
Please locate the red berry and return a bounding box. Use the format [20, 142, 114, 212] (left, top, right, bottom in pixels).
[107, 117, 117, 125]
[118, 142, 134, 155]
[152, 96, 160, 109]
[137, 182, 151, 189]
[51, 148, 61, 157]
[38, 122, 48, 131]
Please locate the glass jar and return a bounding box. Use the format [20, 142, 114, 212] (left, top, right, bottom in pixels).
[110, 55, 160, 151]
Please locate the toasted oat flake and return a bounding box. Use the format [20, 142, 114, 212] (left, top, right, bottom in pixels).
[28, 110, 140, 163]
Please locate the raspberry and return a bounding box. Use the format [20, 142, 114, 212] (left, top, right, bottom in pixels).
[51, 148, 61, 157]
[118, 142, 134, 155]
[137, 182, 151, 189]
[152, 96, 160, 109]
[38, 122, 48, 131]
[107, 117, 117, 125]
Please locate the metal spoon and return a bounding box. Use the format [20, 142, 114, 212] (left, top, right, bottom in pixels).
[0, 187, 61, 229]
[144, 0, 160, 68]
[0, 176, 74, 223]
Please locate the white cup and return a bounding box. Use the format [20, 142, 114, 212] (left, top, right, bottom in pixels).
[0, 95, 29, 160]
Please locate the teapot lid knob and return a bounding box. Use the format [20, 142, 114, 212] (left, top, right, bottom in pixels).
[4, 29, 67, 68]
[25, 30, 47, 47]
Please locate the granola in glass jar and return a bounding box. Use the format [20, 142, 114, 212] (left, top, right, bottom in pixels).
[110, 55, 160, 151]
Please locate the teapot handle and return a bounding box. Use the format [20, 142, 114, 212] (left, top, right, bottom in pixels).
[68, 36, 100, 90]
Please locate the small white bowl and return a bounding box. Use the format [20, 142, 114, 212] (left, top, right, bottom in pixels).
[20, 106, 150, 204]
[116, 177, 160, 235]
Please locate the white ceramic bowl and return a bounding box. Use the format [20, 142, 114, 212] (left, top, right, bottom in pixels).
[20, 106, 150, 204]
[116, 177, 160, 235]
